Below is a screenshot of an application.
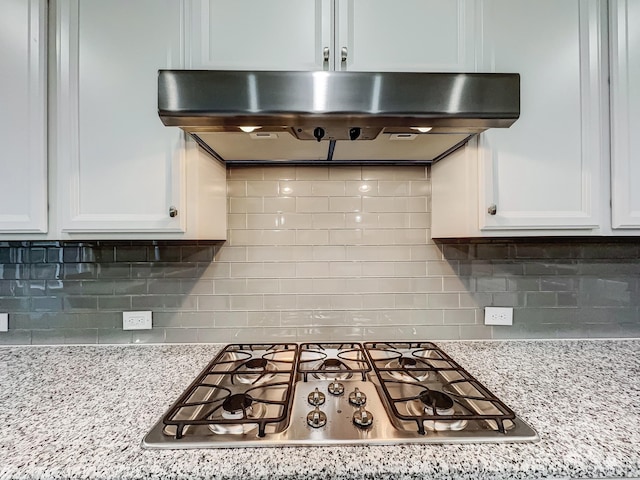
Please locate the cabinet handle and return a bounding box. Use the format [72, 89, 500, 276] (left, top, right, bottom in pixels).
[323, 46, 330, 62]
[487, 204, 497, 215]
[169, 206, 178, 218]
[341, 46, 348, 63]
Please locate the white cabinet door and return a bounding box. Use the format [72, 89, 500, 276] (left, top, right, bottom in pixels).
[0, 0, 47, 233]
[334, 0, 477, 72]
[610, 0, 640, 230]
[189, 0, 332, 70]
[54, 0, 185, 233]
[477, 0, 608, 232]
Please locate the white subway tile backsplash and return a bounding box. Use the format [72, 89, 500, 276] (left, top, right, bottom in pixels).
[311, 181, 346, 196]
[313, 213, 346, 228]
[329, 197, 362, 212]
[229, 197, 263, 213]
[329, 167, 362, 180]
[247, 180, 279, 196]
[297, 197, 329, 213]
[296, 166, 328, 180]
[264, 196, 296, 213]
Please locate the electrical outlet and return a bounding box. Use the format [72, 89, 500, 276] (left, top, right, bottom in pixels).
[484, 307, 513, 326]
[0, 313, 8, 332]
[122, 311, 152, 330]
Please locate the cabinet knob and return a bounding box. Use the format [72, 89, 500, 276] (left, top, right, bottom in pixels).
[169, 206, 178, 218]
[341, 46, 348, 63]
[487, 204, 497, 215]
[323, 46, 330, 63]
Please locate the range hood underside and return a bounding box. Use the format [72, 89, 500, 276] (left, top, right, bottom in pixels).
[190, 130, 474, 165]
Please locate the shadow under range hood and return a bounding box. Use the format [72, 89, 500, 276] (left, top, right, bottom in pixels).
[158, 70, 520, 165]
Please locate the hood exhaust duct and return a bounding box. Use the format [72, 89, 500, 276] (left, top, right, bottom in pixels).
[158, 70, 520, 165]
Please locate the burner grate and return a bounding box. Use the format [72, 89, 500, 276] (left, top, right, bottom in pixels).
[161, 343, 299, 438]
[297, 343, 372, 381]
[363, 342, 517, 435]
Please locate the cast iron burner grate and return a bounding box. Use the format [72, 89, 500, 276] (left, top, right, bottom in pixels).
[363, 342, 517, 435]
[161, 343, 299, 438]
[297, 343, 372, 381]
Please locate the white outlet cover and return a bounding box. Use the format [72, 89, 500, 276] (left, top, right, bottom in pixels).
[484, 307, 513, 326]
[0, 313, 8, 332]
[122, 311, 153, 330]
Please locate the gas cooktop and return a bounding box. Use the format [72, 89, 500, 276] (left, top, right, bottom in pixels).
[143, 342, 538, 448]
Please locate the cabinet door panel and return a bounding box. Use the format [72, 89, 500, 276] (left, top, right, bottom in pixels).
[335, 0, 476, 72]
[478, 0, 607, 231]
[0, 0, 47, 233]
[55, 0, 184, 232]
[189, 0, 331, 70]
[611, 0, 640, 229]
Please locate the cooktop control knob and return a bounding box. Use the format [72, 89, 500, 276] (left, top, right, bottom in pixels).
[308, 387, 326, 406]
[353, 406, 374, 428]
[348, 387, 367, 406]
[328, 381, 345, 396]
[306, 407, 327, 428]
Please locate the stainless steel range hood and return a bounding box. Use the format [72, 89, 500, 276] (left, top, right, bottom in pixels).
[158, 70, 520, 165]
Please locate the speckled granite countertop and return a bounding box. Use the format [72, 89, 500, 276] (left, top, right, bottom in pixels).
[0, 340, 638, 480]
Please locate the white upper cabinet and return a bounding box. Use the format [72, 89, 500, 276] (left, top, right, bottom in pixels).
[54, 0, 188, 234]
[189, 0, 332, 70]
[52, 0, 226, 239]
[334, 0, 477, 72]
[432, 0, 609, 237]
[610, 0, 640, 231]
[0, 0, 47, 233]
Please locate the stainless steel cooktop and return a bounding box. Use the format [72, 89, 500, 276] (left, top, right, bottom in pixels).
[143, 342, 538, 448]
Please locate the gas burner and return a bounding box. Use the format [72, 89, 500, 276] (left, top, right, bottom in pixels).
[386, 356, 431, 382]
[407, 390, 468, 432]
[208, 393, 268, 435]
[312, 358, 353, 380]
[233, 358, 276, 385]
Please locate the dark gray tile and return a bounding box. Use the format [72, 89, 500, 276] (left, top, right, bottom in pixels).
[147, 279, 182, 294]
[148, 246, 182, 262]
[0, 329, 31, 345]
[31, 264, 60, 280]
[62, 263, 97, 279]
[30, 248, 47, 263]
[492, 292, 524, 307]
[165, 328, 199, 343]
[115, 246, 148, 262]
[98, 296, 132, 311]
[526, 292, 558, 307]
[131, 295, 196, 310]
[0, 297, 31, 311]
[63, 296, 99, 311]
[98, 329, 132, 344]
[181, 246, 214, 262]
[476, 277, 507, 292]
[475, 244, 509, 260]
[514, 244, 577, 259]
[31, 296, 63, 312]
[97, 263, 131, 279]
[579, 243, 638, 259]
[113, 280, 147, 295]
[523, 262, 579, 276]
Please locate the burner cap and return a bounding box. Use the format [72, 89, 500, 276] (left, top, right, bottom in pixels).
[245, 358, 268, 369]
[323, 358, 342, 368]
[222, 393, 253, 413]
[419, 390, 454, 410]
[399, 357, 417, 367]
